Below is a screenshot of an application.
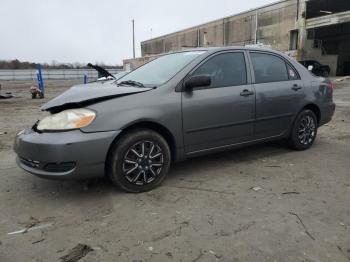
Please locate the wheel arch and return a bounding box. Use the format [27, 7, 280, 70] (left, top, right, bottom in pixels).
[302, 103, 321, 125]
[105, 121, 177, 174]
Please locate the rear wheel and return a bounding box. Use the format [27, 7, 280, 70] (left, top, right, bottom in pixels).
[288, 109, 318, 150]
[107, 129, 171, 193]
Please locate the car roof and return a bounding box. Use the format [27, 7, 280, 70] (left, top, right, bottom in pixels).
[173, 46, 287, 57]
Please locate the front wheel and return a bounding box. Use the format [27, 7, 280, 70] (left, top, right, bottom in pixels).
[288, 109, 318, 150]
[107, 129, 171, 193]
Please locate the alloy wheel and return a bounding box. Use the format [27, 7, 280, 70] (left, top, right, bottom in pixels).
[122, 141, 164, 185]
[297, 115, 316, 145]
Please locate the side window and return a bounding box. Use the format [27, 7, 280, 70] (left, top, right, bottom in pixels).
[287, 64, 299, 80]
[190, 52, 247, 89]
[251, 53, 289, 83]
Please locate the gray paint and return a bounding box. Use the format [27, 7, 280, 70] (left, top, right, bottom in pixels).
[14, 47, 335, 180]
[14, 129, 119, 180]
[41, 82, 152, 111]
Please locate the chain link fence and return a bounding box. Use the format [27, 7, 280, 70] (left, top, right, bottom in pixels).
[0, 69, 122, 81]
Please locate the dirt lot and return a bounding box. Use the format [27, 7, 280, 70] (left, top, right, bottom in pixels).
[0, 79, 349, 262]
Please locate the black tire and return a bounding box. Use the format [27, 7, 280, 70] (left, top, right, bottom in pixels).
[107, 129, 171, 193]
[31, 93, 36, 99]
[288, 109, 318, 151]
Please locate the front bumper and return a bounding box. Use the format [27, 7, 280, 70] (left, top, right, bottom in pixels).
[14, 129, 120, 180]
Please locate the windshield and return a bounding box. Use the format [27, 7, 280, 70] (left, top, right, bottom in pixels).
[117, 51, 205, 87]
[114, 71, 128, 80]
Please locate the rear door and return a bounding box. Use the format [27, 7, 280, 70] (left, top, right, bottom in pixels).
[182, 51, 255, 153]
[249, 51, 304, 139]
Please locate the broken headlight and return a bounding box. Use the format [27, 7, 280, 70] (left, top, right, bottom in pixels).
[37, 109, 96, 131]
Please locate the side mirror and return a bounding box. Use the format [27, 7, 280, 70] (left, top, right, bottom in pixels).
[184, 75, 211, 90]
[308, 65, 314, 71]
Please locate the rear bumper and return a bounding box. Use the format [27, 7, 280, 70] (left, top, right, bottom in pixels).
[14, 129, 120, 180]
[320, 102, 336, 126]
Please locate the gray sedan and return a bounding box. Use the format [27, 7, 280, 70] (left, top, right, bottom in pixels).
[14, 47, 335, 192]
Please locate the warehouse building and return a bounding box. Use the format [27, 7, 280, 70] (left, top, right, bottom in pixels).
[124, 0, 350, 76]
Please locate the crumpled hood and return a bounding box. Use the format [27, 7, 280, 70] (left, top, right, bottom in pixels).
[41, 82, 153, 111]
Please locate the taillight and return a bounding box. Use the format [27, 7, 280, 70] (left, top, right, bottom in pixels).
[328, 82, 335, 90]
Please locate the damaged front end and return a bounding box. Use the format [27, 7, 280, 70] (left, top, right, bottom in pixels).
[41, 81, 153, 113]
[13, 80, 150, 179]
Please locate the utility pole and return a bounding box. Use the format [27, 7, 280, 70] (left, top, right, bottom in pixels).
[255, 10, 258, 44]
[132, 19, 135, 58]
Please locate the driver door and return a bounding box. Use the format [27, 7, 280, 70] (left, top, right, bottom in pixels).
[182, 51, 256, 154]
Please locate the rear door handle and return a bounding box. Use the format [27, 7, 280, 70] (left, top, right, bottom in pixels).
[240, 89, 255, 97]
[291, 84, 302, 91]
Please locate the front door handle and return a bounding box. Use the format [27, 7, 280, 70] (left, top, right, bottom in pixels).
[240, 89, 255, 97]
[291, 84, 302, 91]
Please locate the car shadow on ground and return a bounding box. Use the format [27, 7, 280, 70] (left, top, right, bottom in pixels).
[170, 140, 292, 176]
[17, 140, 294, 200]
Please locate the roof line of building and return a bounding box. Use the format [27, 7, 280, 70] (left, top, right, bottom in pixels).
[141, 0, 294, 45]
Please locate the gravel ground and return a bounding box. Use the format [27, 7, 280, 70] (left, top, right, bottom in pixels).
[0, 79, 349, 262]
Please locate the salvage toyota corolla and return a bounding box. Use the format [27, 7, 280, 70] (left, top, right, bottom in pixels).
[14, 47, 335, 192]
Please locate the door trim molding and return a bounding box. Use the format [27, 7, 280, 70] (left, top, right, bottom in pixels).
[255, 112, 294, 122]
[185, 113, 293, 134]
[185, 118, 255, 134]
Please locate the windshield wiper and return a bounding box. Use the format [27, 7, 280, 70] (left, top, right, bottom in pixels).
[118, 80, 145, 88]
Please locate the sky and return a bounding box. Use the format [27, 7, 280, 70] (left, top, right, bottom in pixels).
[0, 0, 277, 65]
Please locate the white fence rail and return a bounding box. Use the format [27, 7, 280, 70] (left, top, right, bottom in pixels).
[0, 69, 122, 81]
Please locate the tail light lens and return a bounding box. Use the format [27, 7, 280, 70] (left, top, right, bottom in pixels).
[328, 82, 335, 91]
